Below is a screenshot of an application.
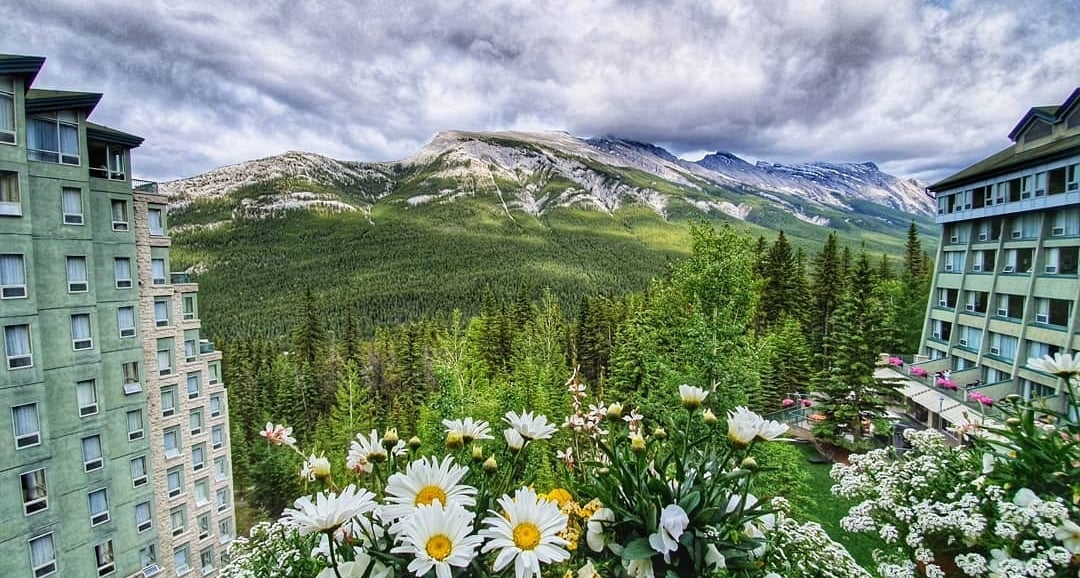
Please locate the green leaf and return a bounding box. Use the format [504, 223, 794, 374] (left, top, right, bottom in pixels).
[621, 538, 656, 561]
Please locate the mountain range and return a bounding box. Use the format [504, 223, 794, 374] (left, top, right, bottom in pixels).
[160, 131, 936, 339]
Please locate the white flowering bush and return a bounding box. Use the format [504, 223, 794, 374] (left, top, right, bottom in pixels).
[832, 353, 1080, 578]
[221, 378, 868, 578]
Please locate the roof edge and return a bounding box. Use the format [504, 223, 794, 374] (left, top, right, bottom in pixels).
[0, 55, 46, 88]
[86, 122, 144, 148]
[25, 92, 103, 115]
[1007, 107, 1058, 141]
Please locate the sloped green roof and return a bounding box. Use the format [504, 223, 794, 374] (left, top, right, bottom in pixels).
[86, 121, 143, 148]
[929, 132, 1080, 191]
[0, 54, 45, 88]
[25, 88, 102, 114]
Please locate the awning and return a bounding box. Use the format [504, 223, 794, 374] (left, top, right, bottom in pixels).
[940, 403, 986, 427]
[909, 388, 961, 416]
[897, 379, 931, 398]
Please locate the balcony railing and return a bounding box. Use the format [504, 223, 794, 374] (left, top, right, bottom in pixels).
[199, 339, 216, 354]
[171, 272, 191, 284]
[132, 179, 159, 194]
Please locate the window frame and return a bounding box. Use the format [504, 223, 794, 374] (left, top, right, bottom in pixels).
[29, 111, 80, 166]
[4, 323, 33, 369]
[135, 500, 153, 533]
[118, 306, 136, 338]
[76, 379, 99, 417]
[71, 313, 93, 351]
[110, 198, 129, 231]
[82, 434, 104, 472]
[12, 402, 41, 448]
[20, 468, 48, 515]
[167, 466, 183, 498]
[88, 487, 111, 526]
[0, 170, 20, 216]
[61, 187, 84, 224]
[0, 75, 14, 145]
[122, 361, 141, 395]
[130, 455, 148, 488]
[114, 257, 133, 289]
[0, 253, 27, 298]
[127, 408, 145, 441]
[151, 258, 166, 285]
[66, 256, 89, 293]
[28, 532, 57, 578]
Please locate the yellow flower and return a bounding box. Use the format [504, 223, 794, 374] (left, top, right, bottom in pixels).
[546, 488, 573, 507]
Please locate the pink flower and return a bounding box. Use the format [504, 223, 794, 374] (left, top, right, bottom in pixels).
[911, 367, 928, 377]
[801, 399, 813, 407]
[260, 422, 296, 448]
[888, 356, 903, 366]
[781, 398, 795, 408]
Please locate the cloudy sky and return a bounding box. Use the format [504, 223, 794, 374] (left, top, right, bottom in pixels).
[5, 0, 1079, 182]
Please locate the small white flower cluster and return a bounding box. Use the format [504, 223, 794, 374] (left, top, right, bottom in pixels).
[766, 503, 872, 578]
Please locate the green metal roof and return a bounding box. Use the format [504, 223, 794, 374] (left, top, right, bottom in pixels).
[86, 121, 143, 148]
[929, 132, 1080, 192]
[1007, 105, 1061, 141]
[0, 54, 45, 88]
[25, 88, 102, 114]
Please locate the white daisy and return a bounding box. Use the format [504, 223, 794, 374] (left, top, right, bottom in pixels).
[314, 549, 392, 578]
[585, 507, 615, 552]
[504, 410, 558, 440]
[504, 428, 525, 450]
[442, 417, 494, 443]
[649, 504, 689, 560]
[678, 384, 708, 409]
[1055, 519, 1080, 554]
[300, 454, 331, 481]
[282, 485, 378, 535]
[480, 486, 570, 578]
[391, 502, 484, 578]
[259, 422, 296, 447]
[1028, 352, 1080, 378]
[755, 417, 788, 441]
[381, 456, 477, 528]
[727, 406, 762, 447]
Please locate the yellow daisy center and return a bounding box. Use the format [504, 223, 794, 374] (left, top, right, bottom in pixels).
[415, 485, 448, 506]
[425, 534, 453, 561]
[512, 522, 541, 550]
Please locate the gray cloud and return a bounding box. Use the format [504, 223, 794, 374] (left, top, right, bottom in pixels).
[4, 0, 1079, 182]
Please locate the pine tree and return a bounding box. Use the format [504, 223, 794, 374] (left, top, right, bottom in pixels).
[758, 317, 813, 412]
[808, 232, 843, 370]
[757, 231, 800, 333]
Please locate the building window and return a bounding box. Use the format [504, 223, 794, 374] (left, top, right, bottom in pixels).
[29, 111, 79, 165]
[1023, 119, 1052, 143]
[138, 543, 157, 569]
[1034, 298, 1071, 327]
[89, 143, 126, 180]
[130, 455, 148, 487]
[71, 314, 93, 350]
[183, 294, 196, 320]
[76, 379, 98, 416]
[988, 332, 1018, 361]
[151, 258, 166, 285]
[61, 187, 83, 224]
[164, 427, 181, 459]
[995, 294, 1024, 320]
[114, 257, 132, 289]
[218, 518, 232, 542]
[167, 466, 183, 498]
[192, 443, 206, 471]
[4, 323, 32, 368]
[174, 545, 191, 575]
[211, 425, 224, 450]
[20, 468, 48, 515]
[195, 478, 209, 506]
[187, 372, 201, 399]
[200, 547, 214, 574]
[148, 207, 164, 236]
[157, 347, 171, 380]
[82, 434, 104, 472]
[122, 361, 141, 394]
[135, 500, 153, 532]
[161, 386, 177, 417]
[117, 306, 136, 338]
[28, 533, 57, 577]
[0, 75, 13, 144]
[12, 402, 40, 448]
[190, 409, 203, 437]
[1044, 246, 1080, 275]
[0, 170, 20, 215]
[208, 363, 221, 385]
[216, 487, 230, 512]
[127, 409, 144, 441]
[88, 488, 110, 526]
[109, 199, 129, 230]
[209, 394, 222, 418]
[154, 298, 170, 327]
[184, 339, 197, 363]
[0, 254, 26, 298]
[214, 456, 228, 482]
[197, 513, 212, 541]
[66, 256, 88, 292]
[171, 506, 186, 536]
[94, 540, 115, 577]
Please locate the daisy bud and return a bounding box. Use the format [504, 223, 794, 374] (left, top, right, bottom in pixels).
[471, 444, 484, 462]
[1006, 417, 1021, 428]
[445, 430, 464, 449]
[597, 467, 610, 476]
[368, 449, 388, 464]
[407, 436, 422, 450]
[630, 433, 646, 452]
[652, 426, 667, 439]
[1006, 394, 1021, 403]
[381, 427, 399, 449]
[703, 408, 719, 425]
[606, 402, 623, 420]
[483, 456, 498, 472]
[740, 456, 759, 471]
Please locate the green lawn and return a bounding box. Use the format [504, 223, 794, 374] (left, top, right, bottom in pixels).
[793, 442, 882, 576]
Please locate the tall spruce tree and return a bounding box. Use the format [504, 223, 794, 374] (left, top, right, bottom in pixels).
[808, 232, 843, 371]
[757, 231, 800, 333]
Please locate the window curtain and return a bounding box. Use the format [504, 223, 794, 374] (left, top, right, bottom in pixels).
[148, 210, 163, 233]
[95, 542, 113, 566]
[111, 201, 125, 222]
[123, 363, 139, 384]
[89, 490, 107, 515]
[59, 123, 78, 157]
[164, 431, 177, 451]
[29, 118, 56, 152]
[127, 410, 142, 433]
[196, 483, 208, 503]
[212, 428, 222, 445]
[5, 325, 30, 356]
[0, 93, 14, 134]
[114, 258, 131, 281]
[192, 446, 204, 465]
[71, 315, 91, 340]
[154, 301, 168, 322]
[152, 259, 166, 280]
[12, 404, 37, 436]
[76, 380, 96, 408]
[185, 340, 196, 359]
[210, 396, 221, 414]
[30, 535, 54, 567]
[61, 188, 81, 215]
[21, 470, 46, 501]
[135, 502, 150, 524]
[0, 254, 23, 285]
[187, 375, 199, 395]
[82, 436, 102, 461]
[67, 257, 87, 282]
[190, 412, 201, 432]
[118, 307, 135, 331]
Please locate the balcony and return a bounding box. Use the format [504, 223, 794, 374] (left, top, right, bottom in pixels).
[199, 339, 216, 354]
[132, 179, 159, 194]
[171, 272, 191, 284]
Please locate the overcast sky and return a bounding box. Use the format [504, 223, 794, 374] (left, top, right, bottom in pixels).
[5, 0, 1079, 183]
